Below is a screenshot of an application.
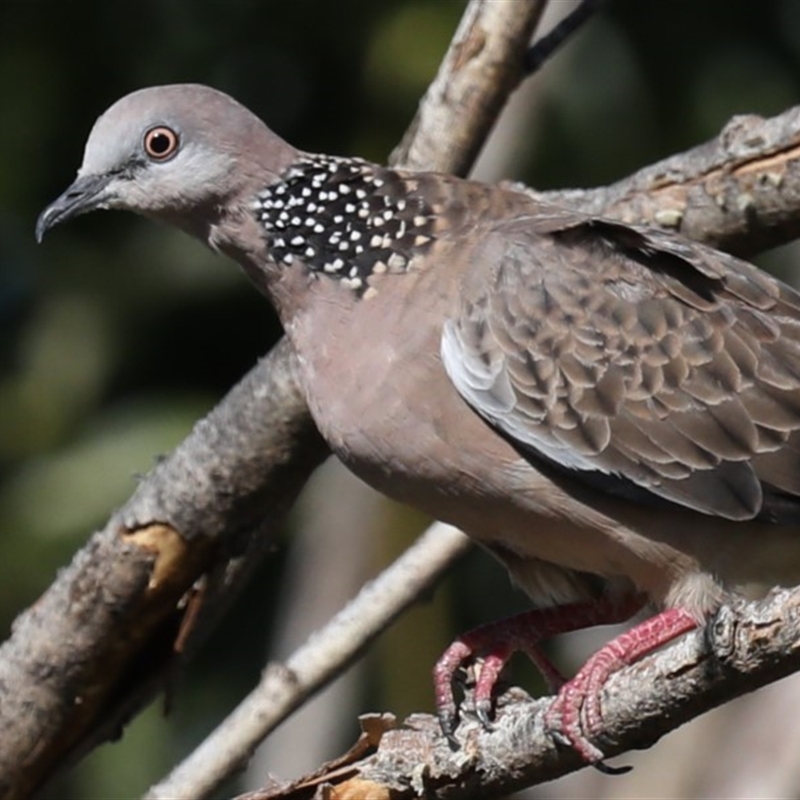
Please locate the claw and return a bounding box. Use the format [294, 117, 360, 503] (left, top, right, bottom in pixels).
[547, 728, 572, 748]
[543, 606, 697, 768]
[547, 708, 631, 775]
[593, 760, 632, 776]
[438, 705, 461, 746]
[476, 700, 495, 731]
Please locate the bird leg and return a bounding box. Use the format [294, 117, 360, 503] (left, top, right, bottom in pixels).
[544, 606, 698, 764]
[434, 593, 644, 745]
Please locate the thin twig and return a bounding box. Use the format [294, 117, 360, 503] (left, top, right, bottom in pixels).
[145, 523, 471, 800]
[524, 0, 606, 75]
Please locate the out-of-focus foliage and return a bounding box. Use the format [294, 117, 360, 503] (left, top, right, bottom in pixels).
[2, 1, 800, 797]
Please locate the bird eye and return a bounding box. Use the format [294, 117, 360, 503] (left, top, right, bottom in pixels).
[143, 126, 179, 161]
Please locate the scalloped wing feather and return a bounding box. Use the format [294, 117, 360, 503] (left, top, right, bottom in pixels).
[442, 211, 800, 522]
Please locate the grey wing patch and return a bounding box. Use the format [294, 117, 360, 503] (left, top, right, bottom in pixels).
[443, 212, 800, 522]
[441, 318, 607, 474]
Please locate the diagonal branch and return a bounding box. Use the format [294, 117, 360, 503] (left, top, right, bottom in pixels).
[389, 0, 546, 173]
[145, 523, 472, 800]
[530, 107, 800, 256]
[0, 337, 327, 800]
[242, 588, 800, 799]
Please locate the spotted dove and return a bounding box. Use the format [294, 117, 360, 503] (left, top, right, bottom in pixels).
[36, 84, 800, 765]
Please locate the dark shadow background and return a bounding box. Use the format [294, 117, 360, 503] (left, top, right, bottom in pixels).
[2, 1, 800, 796]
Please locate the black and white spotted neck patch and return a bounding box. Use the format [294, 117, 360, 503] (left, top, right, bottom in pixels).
[252, 155, 436, 293]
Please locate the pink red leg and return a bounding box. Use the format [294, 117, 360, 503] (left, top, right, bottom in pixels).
[434, 594, 644, 741]
[544, 607, 698, 763]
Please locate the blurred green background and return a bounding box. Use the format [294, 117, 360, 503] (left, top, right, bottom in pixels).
[3, 1, 800, 797]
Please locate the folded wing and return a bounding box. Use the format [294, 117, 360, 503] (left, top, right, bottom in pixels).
[442, 210, 800, 521]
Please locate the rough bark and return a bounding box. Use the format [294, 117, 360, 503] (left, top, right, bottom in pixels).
[237, 589, 800, 799]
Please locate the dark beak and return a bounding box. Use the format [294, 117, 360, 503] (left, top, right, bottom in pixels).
[35, 173, 113, 243]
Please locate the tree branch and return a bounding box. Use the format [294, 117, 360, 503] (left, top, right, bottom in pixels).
[240, 588, 800, 799]
[526, 107, 800, 257]
[390, 0, 547, 174]
[0, 338, 327, 800]
[145, 523, 471, 800]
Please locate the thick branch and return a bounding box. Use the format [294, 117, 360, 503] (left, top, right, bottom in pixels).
[0, 339, 327, 800]
[390, 0, 547, 174]
[531, 107, 800, 256]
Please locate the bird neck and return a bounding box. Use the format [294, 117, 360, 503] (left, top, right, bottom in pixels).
[220, 153, 525, 326]
[252, 154, 443, 298]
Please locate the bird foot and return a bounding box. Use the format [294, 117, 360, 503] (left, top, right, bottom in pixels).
[433, 596, 643, 744]
[434, 634, 515, 742]
[543, 606, 698, 767]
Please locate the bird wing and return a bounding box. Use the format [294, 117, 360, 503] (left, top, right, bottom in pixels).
[441, 209, 800, 521]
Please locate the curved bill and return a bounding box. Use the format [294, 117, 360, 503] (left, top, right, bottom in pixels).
[36, 173, 113, 243]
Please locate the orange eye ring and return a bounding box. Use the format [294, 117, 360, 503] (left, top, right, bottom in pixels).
[143, 126, 179, 161]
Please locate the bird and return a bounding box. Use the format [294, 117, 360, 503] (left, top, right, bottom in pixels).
[36, 84, 800, 766]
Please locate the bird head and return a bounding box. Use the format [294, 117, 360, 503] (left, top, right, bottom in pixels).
[36, 84, 298, 242]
